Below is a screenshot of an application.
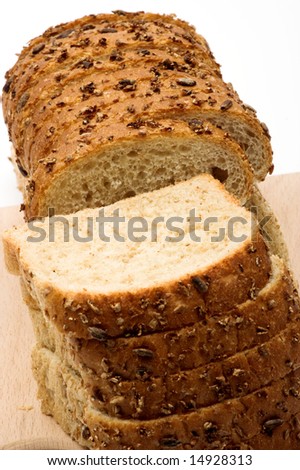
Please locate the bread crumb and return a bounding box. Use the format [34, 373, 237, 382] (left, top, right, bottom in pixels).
[18, 405, 33, 411]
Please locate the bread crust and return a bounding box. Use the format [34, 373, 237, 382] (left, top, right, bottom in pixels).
[3, 13, 219, 172]
[32, 347, 300, 449]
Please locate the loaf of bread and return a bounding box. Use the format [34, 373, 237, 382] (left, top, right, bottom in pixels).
[3, 11, 298, 451]
[2, 11, 273, 219]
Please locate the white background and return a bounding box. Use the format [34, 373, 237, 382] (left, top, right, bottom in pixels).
[0, 0, 299, 207]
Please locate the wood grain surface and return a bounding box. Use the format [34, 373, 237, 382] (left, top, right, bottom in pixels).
[0, 173, 299, 450]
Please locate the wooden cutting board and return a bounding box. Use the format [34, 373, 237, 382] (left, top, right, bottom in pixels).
[0, 173, 299, 450]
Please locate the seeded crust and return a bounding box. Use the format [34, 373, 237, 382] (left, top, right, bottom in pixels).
[10, 47, 225, 154]
[16, 58, 242, 168]
[3, 228, 271, 338]
[2, 11, 272, 219]
[32, 347, 300, 449]
[20, 65, 243, 170]
[27, 256, 297, 380]
[30, 298, 300, 420]
[19, 64, 269, 179]
[239, 415, 300, 450]
[4, 12, 219, 105]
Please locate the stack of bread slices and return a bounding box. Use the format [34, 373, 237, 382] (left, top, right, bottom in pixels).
[2, 11, 300, 449]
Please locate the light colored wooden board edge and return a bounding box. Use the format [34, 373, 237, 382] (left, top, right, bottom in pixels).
[1, 438, 82, 450]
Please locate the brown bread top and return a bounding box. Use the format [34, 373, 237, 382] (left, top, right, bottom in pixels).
[4, 12, 217, 95]
[2, 12, 273, 218]
[14, 54, 235, 171]
[3, 12, 218, 168]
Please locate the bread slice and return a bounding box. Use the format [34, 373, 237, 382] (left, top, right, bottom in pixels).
[24, 119, 255, 218]
[27, 255, 297, 381]
[32, 346, 300, 449]
[10, 145, 288, 269]
[2, 12, 272, 219]
[30, 299, 300, 420]
[247, 184, 290, 265]
[3, 175, 271, 338]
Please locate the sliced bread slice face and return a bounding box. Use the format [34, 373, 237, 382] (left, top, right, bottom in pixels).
[3, 175, 271, 337]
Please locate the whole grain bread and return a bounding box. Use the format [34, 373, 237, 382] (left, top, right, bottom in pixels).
[28, 256, 298, 380]
[3, 11, 291, 449]
[32, 346, 300, 449]
[31, 302, 300, 419]
[2, 11, 272, 219]
[3, 175, 271, 338]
